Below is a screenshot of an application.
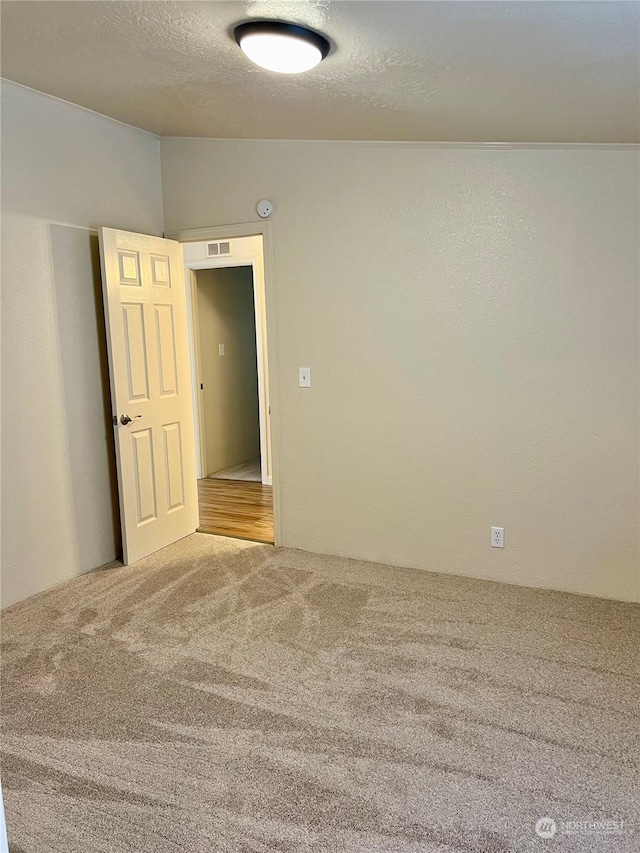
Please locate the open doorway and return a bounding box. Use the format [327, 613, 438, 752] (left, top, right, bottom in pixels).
[183, 235, 274, 544]
[196, 266, 261, 481]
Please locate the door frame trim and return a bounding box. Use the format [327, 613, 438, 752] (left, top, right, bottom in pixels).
[165, 222, 281, 547]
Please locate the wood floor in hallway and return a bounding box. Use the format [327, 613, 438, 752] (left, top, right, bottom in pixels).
[197, 478, 274, 544]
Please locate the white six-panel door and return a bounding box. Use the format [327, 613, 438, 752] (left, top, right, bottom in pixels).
[99, 228, 198, 564]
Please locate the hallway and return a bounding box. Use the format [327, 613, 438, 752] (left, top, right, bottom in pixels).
[197, 478, 273, 544]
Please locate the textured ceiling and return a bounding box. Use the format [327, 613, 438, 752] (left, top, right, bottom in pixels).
[1, 0, 639, 143]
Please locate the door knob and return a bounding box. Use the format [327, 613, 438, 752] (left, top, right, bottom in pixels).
[120, 414, 142, 425]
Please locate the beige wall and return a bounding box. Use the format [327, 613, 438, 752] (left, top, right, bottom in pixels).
[2, 92, 637, 606]
[162, 139, 640, 602]
[196, 267, 260, 474]
[1, 82, 164, 608]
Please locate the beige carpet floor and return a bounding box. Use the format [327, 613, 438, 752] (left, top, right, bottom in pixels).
[209, 458, 262, 482]
[1, 534, 639, 853]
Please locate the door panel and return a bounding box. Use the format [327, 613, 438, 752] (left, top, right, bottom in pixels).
[122, 303, 150, 400]
[99, 228, 198, 565]
[118, 251, 141, 286]
[132, 428, 157, 524]
[163, 422, 186, 511]
[150, 254, 172, 287]
[154, 304, 179, 395]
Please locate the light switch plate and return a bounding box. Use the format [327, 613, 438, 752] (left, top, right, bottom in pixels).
[299, 367, 311, 388]
[218, 344, 225, 356]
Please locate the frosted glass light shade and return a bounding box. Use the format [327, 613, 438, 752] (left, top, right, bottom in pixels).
[234, 22, 330, 75]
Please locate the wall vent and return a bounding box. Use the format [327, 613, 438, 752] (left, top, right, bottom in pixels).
[206, 241, 231, 257]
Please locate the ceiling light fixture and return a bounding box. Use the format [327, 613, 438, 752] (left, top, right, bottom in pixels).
[234, 21, 330, 74]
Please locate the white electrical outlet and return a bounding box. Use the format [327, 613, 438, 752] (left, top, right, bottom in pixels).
[218, 344, 225, 356]
[491, 527, 505, 548]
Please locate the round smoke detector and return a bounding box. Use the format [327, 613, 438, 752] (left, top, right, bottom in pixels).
[257, 199, 274, 218]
